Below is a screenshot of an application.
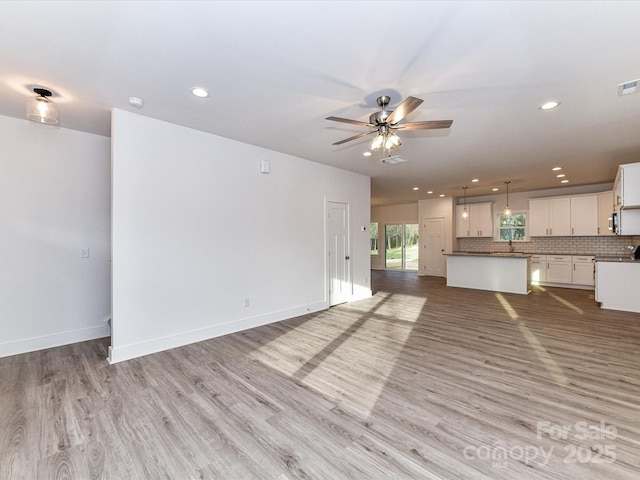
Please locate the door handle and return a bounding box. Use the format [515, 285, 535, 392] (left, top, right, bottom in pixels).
[345, 256, 350, 260]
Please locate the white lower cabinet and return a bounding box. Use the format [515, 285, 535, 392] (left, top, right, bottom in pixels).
[572, 256, 595, 286]
[529, 254, 595, 287]
[547, 255, 573, 283]
[530, 255, 547, 285]
[596, 261, 640, 312]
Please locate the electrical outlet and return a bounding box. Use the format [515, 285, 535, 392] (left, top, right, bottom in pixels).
[244, 297, 250, 308]
[81, 248, 90, 258]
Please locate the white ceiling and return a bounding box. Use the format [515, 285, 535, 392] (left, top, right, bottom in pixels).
[2, 1, 640, 206]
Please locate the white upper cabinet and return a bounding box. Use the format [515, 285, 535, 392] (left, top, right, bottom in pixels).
[472, 203, 493, 237]
[615, 163, 640, 209]
[529, 197, 570, 236]
[456, 205, 470, 237]
[597, 191, 615, 236]
[456, 203, 493, 237]
[570, 194, 598, 236]
[529, 199, 550, 236]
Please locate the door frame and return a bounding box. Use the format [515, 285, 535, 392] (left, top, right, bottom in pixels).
[326, 199, 352, 306]
[383, 223, 419, 271]
[421, 216, 447, 277]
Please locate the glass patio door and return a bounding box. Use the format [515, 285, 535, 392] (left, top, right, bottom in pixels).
[385, 224, 419, 271]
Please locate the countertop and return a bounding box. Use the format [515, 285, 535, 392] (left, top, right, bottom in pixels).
[447, 252, 532, 258]
[594, 256, 640, 263]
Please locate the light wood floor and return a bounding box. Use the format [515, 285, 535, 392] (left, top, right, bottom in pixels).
[2, 271, 640, 479]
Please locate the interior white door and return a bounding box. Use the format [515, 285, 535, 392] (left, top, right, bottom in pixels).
[422, 217, 446, 277]
[328, 201, 351, 306]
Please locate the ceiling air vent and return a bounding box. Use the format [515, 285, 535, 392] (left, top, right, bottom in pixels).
[381, 155, 409, 165]
[618, 79, 638, 96]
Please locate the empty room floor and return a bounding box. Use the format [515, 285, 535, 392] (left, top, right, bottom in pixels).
[1, 270, 640, 479]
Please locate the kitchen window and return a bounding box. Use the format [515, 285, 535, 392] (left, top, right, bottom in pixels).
[495, 211, 528, 241]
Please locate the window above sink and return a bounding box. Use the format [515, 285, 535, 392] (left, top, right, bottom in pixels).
[495, 211, 529, 242]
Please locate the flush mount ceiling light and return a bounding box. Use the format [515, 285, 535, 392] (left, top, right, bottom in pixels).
[461, 186, 469, 219]
[191, 87, 209, 98]
[539, 101, 560, 110]
[26, 87, 58, 125]
[503, 181, 512, 217]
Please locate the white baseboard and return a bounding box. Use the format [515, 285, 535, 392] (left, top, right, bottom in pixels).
[108, 301, 328, 364]
[0, 324, 110, 359]
[350, 289, 373, 302]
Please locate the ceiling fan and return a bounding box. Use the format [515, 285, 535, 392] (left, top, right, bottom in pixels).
[326, 95, 452, 151]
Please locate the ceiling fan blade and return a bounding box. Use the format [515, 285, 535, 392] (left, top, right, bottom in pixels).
[385, 96, 424, 125]
[326, 116, 373, 127]
[333, 130, 375, 145]
[395, 120, 453, 130]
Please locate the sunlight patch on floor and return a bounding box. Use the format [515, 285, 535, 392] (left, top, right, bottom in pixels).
[346, 293, 425, 323]
[250, 293, 424, 418]
[531, 286, 584, 314]
[547, 291, 584, 314]
[495, 293, 569, 386]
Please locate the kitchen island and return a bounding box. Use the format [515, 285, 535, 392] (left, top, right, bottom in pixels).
[446, 252, 532, 295]
[595, 257, 640, 313]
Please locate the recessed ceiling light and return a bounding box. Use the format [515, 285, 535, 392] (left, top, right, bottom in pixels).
[439, 194, 445, 197]
[552, 167, 562, 171]
[362, 151, 372, 157]
[557, 174, 566, 178]
[539, 101, 560, 110]
[427, 191, 433, 194]
[561, 179, 569, 184]
[413, 187, 419, 191]
[492, 188, 499, 192]
[471, 178, 479, 183]
[191, 87, 209, 98]
[128, 96, 144, 108]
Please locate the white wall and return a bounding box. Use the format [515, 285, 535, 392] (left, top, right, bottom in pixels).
[0, 115, 111, 358]
[370, 203, 418, 269]
[110, 109, 370, 363]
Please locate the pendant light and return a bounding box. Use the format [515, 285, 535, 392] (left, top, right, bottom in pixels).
[461, 186, 469, 219]
[503, 181, 512, 217]
[26, 88, 59, 125]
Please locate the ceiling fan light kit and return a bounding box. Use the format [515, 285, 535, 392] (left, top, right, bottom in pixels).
[26, 87, 59, 125]
[326, 95, 452, 151]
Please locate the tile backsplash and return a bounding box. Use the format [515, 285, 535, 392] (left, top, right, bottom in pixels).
[458, 235, 640, 256]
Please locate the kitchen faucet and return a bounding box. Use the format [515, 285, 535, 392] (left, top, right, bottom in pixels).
[508, 240, 515, 252]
